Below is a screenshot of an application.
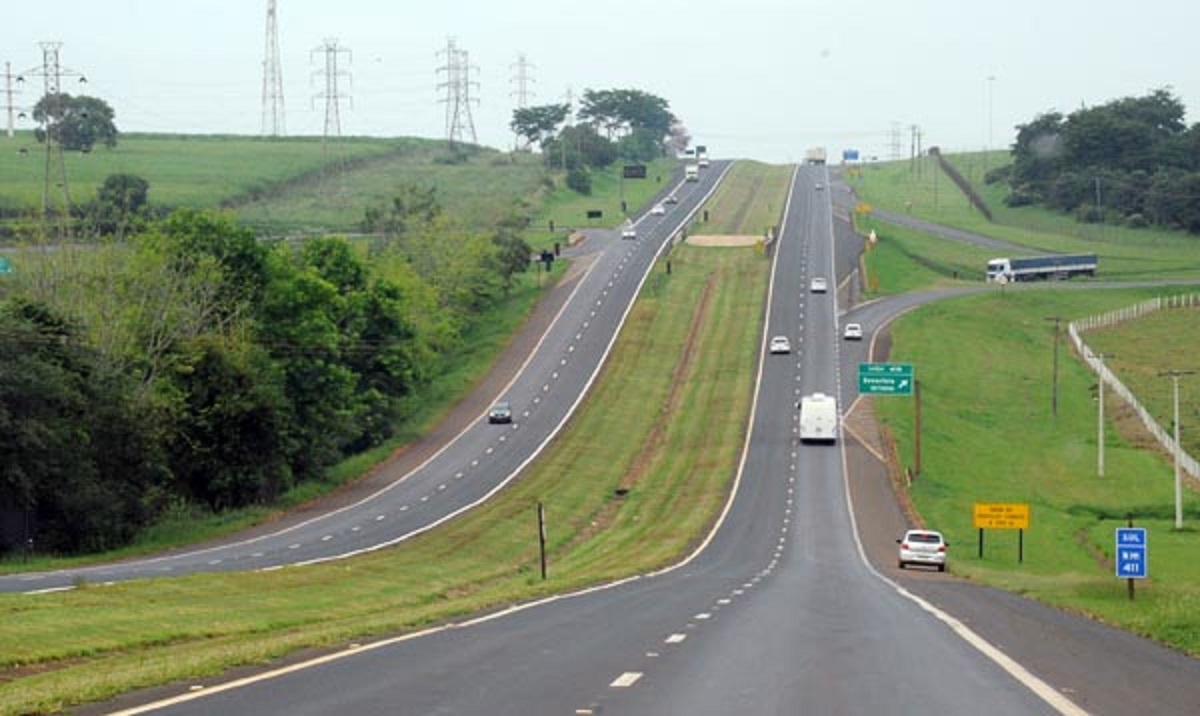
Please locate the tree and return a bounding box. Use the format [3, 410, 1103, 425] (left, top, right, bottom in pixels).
[511, 103, 570, 149]
[578, 89, 676, 142]
[32, 93, 118, 151]
[88, 173, 150, 238]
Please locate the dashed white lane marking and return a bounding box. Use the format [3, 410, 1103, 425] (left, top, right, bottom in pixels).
[717, 598, 731, 606]
[610, 672, 643, 688]
[208, 560, 222, 565]
[665, 633, 687, 644]
[288, 543, 300, 549]
[321, 535, 332, 542]
[437, 484, 447, 491]
[376, 515, 386, 521]
[694, 612, 712, 620]
[646, 651, 659, 658]
[420, 496, 430, 503]
[351, 527, 361, 532]
[251, 552, 264, 558]
[485, 447, 494, 455]
[471, 459, 479, 467]
[400, 505, 409, 511]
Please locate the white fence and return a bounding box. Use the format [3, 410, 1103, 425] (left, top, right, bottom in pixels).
[1070, 294, 1200, 480]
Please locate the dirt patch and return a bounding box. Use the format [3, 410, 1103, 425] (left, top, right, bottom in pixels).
[686, 235, 761, 248]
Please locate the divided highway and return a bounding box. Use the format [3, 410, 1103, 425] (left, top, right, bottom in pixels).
[1, 163, 733, 595]
[109, 166, 1071, 715]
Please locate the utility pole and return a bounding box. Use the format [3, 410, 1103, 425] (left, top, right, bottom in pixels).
[985, 75, 996, 172]
[889, 121, 903, 161]
[261, 0, 286, 136]
[1044, 316, 1062, 418]
[437, 37, 478, 147]
[509, 53, 534, 150]
[1160, 370, 1196, 529]
[20, 41, 86, 239]
[1093, 352, 1115, 477]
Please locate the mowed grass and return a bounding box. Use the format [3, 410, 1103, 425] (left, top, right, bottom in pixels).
[0, 244, 767, 714]
[0, 132, 405, 210]
[233, 149, 550, 234]
[850, 153, 1200, 282]
[857, 215, 994, 296]
[1083, 306, 1200, 459]
[874, 287, 1200, 654]
[690, 161, 793, 236]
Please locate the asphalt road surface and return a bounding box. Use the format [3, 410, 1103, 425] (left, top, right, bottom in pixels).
[87, 165, 1200, 715]
[1, 163, 734, 594]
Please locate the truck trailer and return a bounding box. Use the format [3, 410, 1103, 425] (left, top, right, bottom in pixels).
[986, 254, 1098, 283]
[799, 393, 838, 443]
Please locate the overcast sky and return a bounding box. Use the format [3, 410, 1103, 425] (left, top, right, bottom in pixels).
[4, 0, 1198, 163]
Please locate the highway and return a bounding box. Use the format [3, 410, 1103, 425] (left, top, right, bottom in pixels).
[0, 162, 734, 594]
[106, 166, 1077, 715]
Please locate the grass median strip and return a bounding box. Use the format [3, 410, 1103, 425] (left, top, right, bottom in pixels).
[0, 244, 767, 714]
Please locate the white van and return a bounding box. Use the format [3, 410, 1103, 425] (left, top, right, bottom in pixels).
[799, 393, 838, 443]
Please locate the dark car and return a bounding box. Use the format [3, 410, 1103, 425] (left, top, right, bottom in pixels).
[488, 401, 513, 424]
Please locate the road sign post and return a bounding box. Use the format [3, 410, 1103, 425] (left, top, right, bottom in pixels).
[973, 503, 1031, 563]
[1116, 522, 1146, 601]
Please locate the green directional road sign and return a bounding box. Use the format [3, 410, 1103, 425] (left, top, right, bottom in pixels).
[858, 362, 914, 395]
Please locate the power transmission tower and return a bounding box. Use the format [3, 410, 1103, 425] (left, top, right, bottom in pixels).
[889, 122, 903, 161]
[261, 0, 286, 136]
[3, 62, 21, 138]
[312, 38, 352, 191]
[20, 41, 86, 238]
[436, 38, 478, 147]
[509, 53, 534, 149]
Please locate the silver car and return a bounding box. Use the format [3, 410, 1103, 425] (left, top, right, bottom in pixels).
[897, 529, 948, 572]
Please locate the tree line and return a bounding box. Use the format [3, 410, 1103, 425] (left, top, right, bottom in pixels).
[510, 88, 689, 194]
[0, 188, 531, 555]
[993, 89, 1200, 232]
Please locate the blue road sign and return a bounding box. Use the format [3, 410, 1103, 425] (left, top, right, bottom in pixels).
[1115, 528, 1147, 579]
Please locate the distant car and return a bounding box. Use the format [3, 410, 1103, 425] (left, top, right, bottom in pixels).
[815, 183, 825, 191]
[769, 335, 792, 354]
[488, 401, 513, 424]
[810, 277, 828, 293]
[843, 323, 863, 340]
[621, 222, 637, 240]
[650, 203, 666, 216]
[897, 529, 948, 572]
[664, 194, 679, 205]
[698, 157, 710, 168]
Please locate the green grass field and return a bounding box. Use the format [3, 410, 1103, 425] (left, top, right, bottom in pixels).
[0, 242, 768, 714]
[875, 287, 1200, 655]
[850, 153, 1200, 282]
[1083, 305, 1200, 459]
[690, 161, 793, 236]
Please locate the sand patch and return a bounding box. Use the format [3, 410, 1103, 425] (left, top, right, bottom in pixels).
[686, 234, 762, 247]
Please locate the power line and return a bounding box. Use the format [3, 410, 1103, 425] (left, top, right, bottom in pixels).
[436, 37, 478, 147]
[261, 0, 286, 137]
[4, 62, 22, 138]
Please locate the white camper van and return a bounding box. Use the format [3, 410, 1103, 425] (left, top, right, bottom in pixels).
[799, 393, 838, 444]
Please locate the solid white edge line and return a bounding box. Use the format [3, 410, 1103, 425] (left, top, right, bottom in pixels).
[101, 162, 758, 714]
[832, 208, 1087, 713]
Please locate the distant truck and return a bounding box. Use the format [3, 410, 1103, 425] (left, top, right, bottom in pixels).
[799, 393, 838, 444]
[804, 147, 827, 165]
[697, 149, 710, 168]
[685, 164, 700, 182]
[985, 254, 1098, 283]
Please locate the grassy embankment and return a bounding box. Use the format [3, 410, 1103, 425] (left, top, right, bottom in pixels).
[848, 152, 1200, 283]
[0, 162, 788, 713]
[689, 161, 795, 237]
[853, 153, 1200, 655]
[0, 142, 674, 568]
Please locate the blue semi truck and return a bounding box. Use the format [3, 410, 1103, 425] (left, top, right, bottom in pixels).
[986, 254, 1097, 283]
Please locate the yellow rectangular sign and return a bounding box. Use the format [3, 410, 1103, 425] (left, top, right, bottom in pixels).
[973, 502, 1030, 529]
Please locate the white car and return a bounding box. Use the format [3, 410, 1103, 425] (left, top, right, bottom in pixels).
[843, 323, 863, 340]
[768, 335, 792, 354]
[664, 194, 679, 205]
[897, 529, 948, 572]
[815, 183, 825, 191]
[650, 203, 666, 216]
[621, 223, 637, 240]
[810, 277, 828, 293]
